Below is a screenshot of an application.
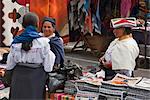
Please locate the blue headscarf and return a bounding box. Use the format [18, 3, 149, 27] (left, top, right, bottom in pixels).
[12, 25, 41, 44]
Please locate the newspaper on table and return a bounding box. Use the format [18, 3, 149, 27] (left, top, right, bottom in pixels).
[99, 74, 142, 99]
[100, 73, 142, 92]
[110, 73, 142, 86]
[102, 73, 142, 87]
[127, 78, 150, 99]
[135, 77, 150, 89]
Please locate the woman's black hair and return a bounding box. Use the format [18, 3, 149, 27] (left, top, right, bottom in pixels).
[22, 12, 39, 28]
[124, 27, 132, 35]
[21, 12, 38, 51]
[21, 41, 33, 51]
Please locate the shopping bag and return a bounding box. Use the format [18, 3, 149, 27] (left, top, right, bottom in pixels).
[47, 73, 65, 93]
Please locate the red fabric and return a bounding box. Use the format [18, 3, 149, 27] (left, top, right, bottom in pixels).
[30, 0, 68, 35]
[121, 0, 132, 17]
[106, 63, 112, 69]
[84, 10, 93, 33]
[16, 0, 30, 6]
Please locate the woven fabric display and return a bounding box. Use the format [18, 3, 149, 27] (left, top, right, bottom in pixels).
[64, 80, 99, 95]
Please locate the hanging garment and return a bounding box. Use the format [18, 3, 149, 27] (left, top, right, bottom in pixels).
[91, 0, 101, 34]
[1, 0, 29, 46]
[130, 0, 139, 17]
[121, 0, 132, 17]
[83, 0, 93, 34]
[112, 0, 121, 17]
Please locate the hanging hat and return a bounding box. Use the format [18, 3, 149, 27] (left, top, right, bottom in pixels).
[111, 17, 137, 28]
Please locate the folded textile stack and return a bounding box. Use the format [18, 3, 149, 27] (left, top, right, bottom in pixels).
[64, 80, 99, 95]
[101, 81, 128, 91]
[64, 80, 77, 95]
[125, 78, 150, 99]
[126, 87, 150, 99]
[99, 82, 127, 99]
[99, 74, 142, 99]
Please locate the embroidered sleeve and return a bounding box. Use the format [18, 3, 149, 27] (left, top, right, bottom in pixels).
[6, 47, 16, 70]
[42, 42, 56, 72]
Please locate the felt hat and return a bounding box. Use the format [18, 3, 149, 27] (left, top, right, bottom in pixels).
[111, 17, 137, 28]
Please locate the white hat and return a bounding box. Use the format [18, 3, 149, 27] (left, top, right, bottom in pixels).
[111, 17, 137, 28]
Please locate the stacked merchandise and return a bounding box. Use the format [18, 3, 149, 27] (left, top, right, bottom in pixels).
[48, 93, 75, 100]
[0, 68, 9, 100]
[64, 80, 100, 100]
[125, 78, 150, 100]
[99, 82, 127, 99]
[64, 80, 99, 94]
[99, 74, 142, 100]
[0, 48, 10, 100]
[64, 64, 103, 99]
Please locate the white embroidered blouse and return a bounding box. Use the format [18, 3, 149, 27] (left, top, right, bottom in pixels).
[6, 37, 56, 72]
[104, 37, 139, 71]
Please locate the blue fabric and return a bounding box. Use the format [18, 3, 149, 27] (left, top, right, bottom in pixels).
[84, 0, 90, 16]
[49, 36, 65, 66]
[12, 26, 41, 44]
[94, 0, 101, 34]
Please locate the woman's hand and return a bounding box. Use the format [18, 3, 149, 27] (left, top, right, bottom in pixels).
[99, 57, 112, 68]
[99, 57, 105, 65]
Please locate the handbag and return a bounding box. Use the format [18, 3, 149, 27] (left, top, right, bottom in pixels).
[47, 72, 65, 93]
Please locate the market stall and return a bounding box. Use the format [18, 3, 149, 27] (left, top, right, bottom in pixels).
[0, 0, 150, 99]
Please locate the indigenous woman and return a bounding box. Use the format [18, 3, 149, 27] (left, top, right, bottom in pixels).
[6, 12, 55, 99]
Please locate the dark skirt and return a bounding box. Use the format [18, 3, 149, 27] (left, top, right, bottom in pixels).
[9, 64, 47, 100]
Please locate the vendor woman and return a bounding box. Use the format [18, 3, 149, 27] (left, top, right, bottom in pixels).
[6, 12, 55, 99]
[41, 17, 65, 71]
[99, 17, 139, 80]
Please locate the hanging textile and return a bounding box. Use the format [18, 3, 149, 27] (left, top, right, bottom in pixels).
[83, 0, 93, 34]
[91, 0, 101, 34]
[30, 0, 69, 37]
[112, 0, 121, 18]
[145, 0, 150, 10]
[1, 0, 29, 46]
[69, 0, 80, 30]
[77, 0, 93, 34]
[121, 0, 132, 17]
[100, 0, 112, 21]
[130, 0, 139, 17]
